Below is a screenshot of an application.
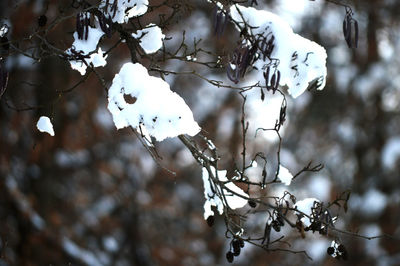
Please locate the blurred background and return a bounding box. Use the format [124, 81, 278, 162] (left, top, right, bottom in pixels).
[1, 0, 400, 265]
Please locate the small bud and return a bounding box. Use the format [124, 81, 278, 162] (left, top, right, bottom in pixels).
[226, 251, 234, 263]
[38, 15, 47, 27]
[327, 247, 335, 256]
[206, 216, 214, 227]
[232, 239, 241, 252]
[233, 246, 241, 257]
[272, 220, 281, 232]
[337, 244, 346, 253]
[248, 200, 257, 208]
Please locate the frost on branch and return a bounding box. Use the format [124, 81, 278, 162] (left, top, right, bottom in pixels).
[100, 0, 148, 24]
[132, 24, 165, 54]
[107, 63, 200, 141]
[230, 5, 327, 98]
[65, 22, 106, 75]
[202, 167, 248, 220]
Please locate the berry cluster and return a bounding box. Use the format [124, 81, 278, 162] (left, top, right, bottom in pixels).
[226, 238, 245, 263]
[327, 240, 348, 260]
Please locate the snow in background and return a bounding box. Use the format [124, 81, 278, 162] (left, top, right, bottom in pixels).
[381, 136, 400, 170]
[349, 188, 387, 216]
[36, 116, 54, 136]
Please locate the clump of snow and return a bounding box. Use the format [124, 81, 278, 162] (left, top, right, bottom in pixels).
[107, 62, 200, 141]
[100, 0, 149, 24]
[381, 136, 400, 170]
[66, 22, 106, 75]
[0, 24, 8, 37]
[132, 24, 165, 54]
[294, 198, 320, 226]
[202, 167, 248, 220]
[90, 48, 108, 67]
[36, 116, 54, 136]
[229, 5, 327, 98]
[277, 164, 293, 185]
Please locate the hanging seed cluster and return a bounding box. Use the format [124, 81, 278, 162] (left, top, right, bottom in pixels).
[76, 12, 91, 40]
[213, 8, 229, 38]
[226, 238, 245, 263]
[343, 7, 358, 48]
[226, 42, 257, 84]
[327, 240, 348, 260]
[0, 24, 9, 99]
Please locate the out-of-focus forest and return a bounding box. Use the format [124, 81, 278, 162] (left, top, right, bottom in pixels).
[0, 0, 400, 265]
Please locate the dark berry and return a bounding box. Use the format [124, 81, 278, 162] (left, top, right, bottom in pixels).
[327, 247, 335, 256]
[342, 251, 348, 260]
[248, 200, 257, 208]
[277, 216, 284, 226]
[206, 215, 214, 227]
[233, 246, 241, 257]
[232, 239, 240, 252]
[272, 220, 281, 232]
[239, 239, 245, 248]
[1, 37, 9, 51]
[226, 251, 234, 263]
[38, 15, 47, 27]
[337, 244, 346, 253]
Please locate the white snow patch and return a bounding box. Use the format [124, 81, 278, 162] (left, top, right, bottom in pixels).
[132, 24, 165, 54]
[107, 62, 200, 141]
[294, 198, 320, 227]
[202, 167, 248, 220]
[36, 116, 54, 136]
[278, 164, 293, 185]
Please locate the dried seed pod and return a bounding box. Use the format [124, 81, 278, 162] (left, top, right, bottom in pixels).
[0, 65, 8, 99]
[226, 251, 234, 263]
[260, 88, 265, 101]
[239, 239, 245, 248]
[232, 239, 241, 253]
[354, 19, 359, 48]
[206, 215, 215, 227]
[277, 216, 284, 226]
[38, 15, 47, 27]
[98, 13, 113, 38]
[233, 247, 241, 257]
[271, 220, 281, 232]
[0, 36, 9, 51]
[264, 66, 270, 87]
[327, 247, 335, 256]
[248, 200, 257, 208]
[270, 73, 276, 90]
[262, 223, 271, 245]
